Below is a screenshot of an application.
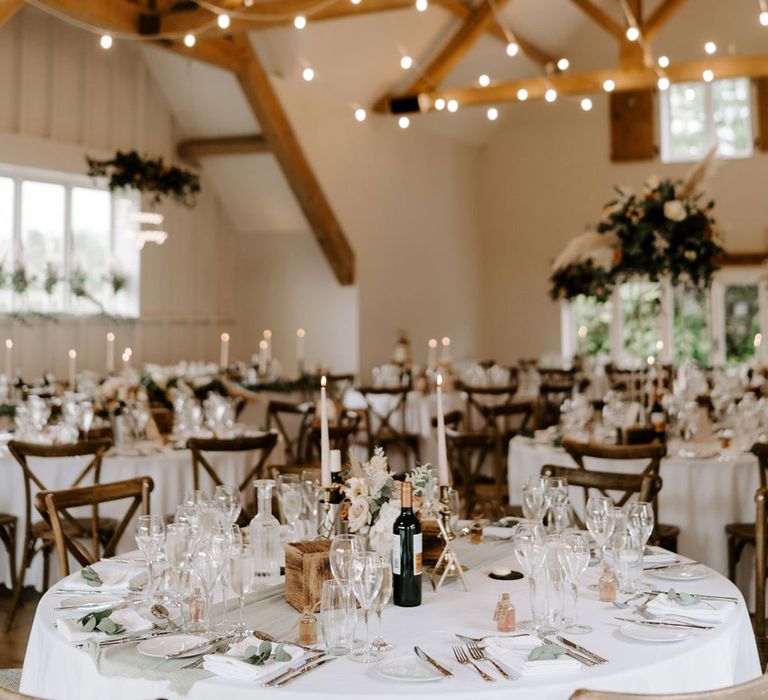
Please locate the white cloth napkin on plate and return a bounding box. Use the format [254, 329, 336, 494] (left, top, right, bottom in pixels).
[483, 526, 516, 540]
[485, 635, 581, 676]
[55, 607, 150, 643]
[202, 636, 303, 681]
[647, 594, 734, 623]
[58, 562, 144, 593]
[643, 547, 678, 565]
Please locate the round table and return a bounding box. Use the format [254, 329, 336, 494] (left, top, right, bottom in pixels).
[20, 540, 760, 699]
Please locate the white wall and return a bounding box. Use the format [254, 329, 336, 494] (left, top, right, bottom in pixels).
[0, 7, 237, 379]
[478, 93, 768, 362]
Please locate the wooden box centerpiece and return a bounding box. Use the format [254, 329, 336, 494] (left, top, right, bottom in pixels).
[284, 539, 333, 612]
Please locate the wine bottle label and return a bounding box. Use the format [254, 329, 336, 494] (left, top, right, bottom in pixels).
[392, 534, 400, 575]
[392, 533, 422, 575]
[414, 533, 422, 575]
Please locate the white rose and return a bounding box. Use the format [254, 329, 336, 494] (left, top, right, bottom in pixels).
[344, 476, 369, 501]
[367, 447, 389, 473]
[645, 174, 660, 191]
[369, 500, 401, 558]
[664, 199, 687, 222]
[347, 497, 370, 533]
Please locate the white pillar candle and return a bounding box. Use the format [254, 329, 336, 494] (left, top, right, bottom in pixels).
[427, 338, 437, 369]
[263, 329, 272, 363]
[121, 348, 132, 398]
[68, 349, 77, 390]
[436, 373, 450, 486]
[220, 332, 230, 369]
[296, 328, 305, 374]
[106, 332, 115, 374]
[258, 339, 268, 377]
[4, 339, 12, 381]
[320, 375, 331, 488]
[441, 336, 451, 364]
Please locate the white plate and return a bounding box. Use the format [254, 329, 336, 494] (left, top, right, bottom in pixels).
[649, 565, 711, 581]
[619, 622, 694, 643]
[137, 634, 213, 659]
[58, 594, 123, 611]
[376, 655, 447, 682]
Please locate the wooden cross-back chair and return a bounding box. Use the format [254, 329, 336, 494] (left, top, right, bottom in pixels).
[430, 410, 464, 432]
[562, 440, 678, 551]
[570, 674, 768, 700]
[456, 383, 521, 432]
[266, 400, 315, 465]
[537, 369, 576, 428]
[324, 373, 356, 404]
[481, 401, 535, 455]
[446, 428, 504, 519]
[541, 464, 663, 530]
[305, 410, 361, 464]
[34, 476, 154, 578]
[5, 438, 113, 630]
[725, 442, 768, 582]
[357, 386, 420, 468]
[186, 433, 278, 523]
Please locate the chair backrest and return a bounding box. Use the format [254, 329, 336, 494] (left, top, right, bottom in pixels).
[34, 476, 154, 577]
[307, 411, 361, 463]
[569, 673, 768, 699]
[266, 400, 315, 465]
[430, 410, 464, 432]
[482, 401, 535, 438]
[186, 433, 278, 519]
[325, 373, 355, 404]
[357, 386, 409, 441]
[446, 428, 503, 518]
[457, 383, 521, 431]
[541, 464, 662, 529]
[563, 440, 666, 475]
[751, 443, 768, 490]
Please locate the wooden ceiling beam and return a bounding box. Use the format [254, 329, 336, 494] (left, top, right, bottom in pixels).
[567, 0, 624, 39]
[177, 134, 270, 160]
[0, 0, 23, 28]
[38, 0, 143, 32]
[230, 35, 355, 285]
[642, 0, 688, 41]
[417, 53, 768, 109]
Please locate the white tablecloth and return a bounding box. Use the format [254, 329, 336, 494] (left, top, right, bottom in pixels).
[507, 437, 758, 584]
[20, 540, 760, 699]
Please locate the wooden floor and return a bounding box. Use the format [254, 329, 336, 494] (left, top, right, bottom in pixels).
[0, 586, 42, 668]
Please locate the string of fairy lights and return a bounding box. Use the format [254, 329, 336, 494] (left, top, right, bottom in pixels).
[25, 0, 768, 127]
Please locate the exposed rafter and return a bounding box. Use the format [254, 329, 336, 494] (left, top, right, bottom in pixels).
[177, 134, 270, 160]
[0, 0, 23, 27]
[567, 0, 624, 39]
[642, 0, 688, 41]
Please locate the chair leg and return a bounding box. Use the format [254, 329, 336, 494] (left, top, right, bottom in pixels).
[5, 538, 31, 632]
[42, 545, 50, 592]
[0, 523, 17, 591]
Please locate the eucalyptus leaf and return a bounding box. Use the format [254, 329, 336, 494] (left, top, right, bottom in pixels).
[274, 643, 292, 663]
[527, 643, 566, 661]
[667, 588, 699, 606]
[81, 566, 103, 588]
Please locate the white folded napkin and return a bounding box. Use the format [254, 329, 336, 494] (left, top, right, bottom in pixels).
[485, 635, 581, 676]
[58, 562, 144, 593]
[647, 594, 734, 623]
[55, 607, 150, 643]
[483, 526, 516, 540]
[202, 636, 303, 681]
[643, 547, 678, 565]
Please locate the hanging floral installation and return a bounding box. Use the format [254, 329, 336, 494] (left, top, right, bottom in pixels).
[550, 148, 724, 301]
[86, 150, 201, 207]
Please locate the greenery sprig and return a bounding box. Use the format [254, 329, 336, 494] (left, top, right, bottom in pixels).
[243, 641, 292, 665]
[77, 608, 125, 636]
[667, 588, 700, 606]
[81, 565, 103, 587]
[528, 643, 567, 661]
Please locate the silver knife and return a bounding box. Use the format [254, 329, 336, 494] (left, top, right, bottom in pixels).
[556, 636, 608, 664]
[262, 653, 326, 687]
[414, 646, 454, 677]
[272, 658, 335, 687]
[650, 590, 737, 603]
[614, 617, 713, 630]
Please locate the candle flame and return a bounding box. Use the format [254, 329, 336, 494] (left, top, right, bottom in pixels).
[68, 349, 77, 359]
[436, 373, 443, 387]
[428, 338, 437, 348]
[756, 333, 763, 348]
[106, 332, 115, 342]
[656, 340, 664, 351]
[122, 352, 130, 362]
[297, 328, 305, 338]
[441, 337, 450, 347]
[263, 329, 272, 339]
[124, 347, 133, 358]
[221, 332, 230, 342]
[4, 339, 11, 350]
[321, 375, 327, 388]
[577, 325, 588, 338]
[259, 339, 268, 349]
[647, 355, 655, 366]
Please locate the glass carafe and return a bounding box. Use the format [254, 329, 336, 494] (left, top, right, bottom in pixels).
[249, 479, 282, 584]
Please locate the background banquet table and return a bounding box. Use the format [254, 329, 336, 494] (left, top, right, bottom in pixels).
[20, 540, 760, 700]
[507, 436, 758, 586]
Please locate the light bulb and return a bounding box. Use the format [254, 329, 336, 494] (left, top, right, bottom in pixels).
[603, 79, 615, 92]
[506, 41, 519, 57]
[351, 0, 361, 4]
[486, 107, 498, 121]
[447, 99, 459, 112]
[354, 108, 367, 122]
[761, 10, 768, 26]
[398, 116, 410, 129]
[294, 15, 306, 29]
[100, 34, 112, 50]
[517, 88, 528, 101]
[626, 26, 640, 41]
[557, 57, 569, 71]
[545, 88, 557, 102]
[657, 76, 670, 91]
[183, 33, 196, 47]
[478, 74, 490, 87]
[416, 0, 428, 11]
[658, 55, 669, 68]
[434, 98, 445, 111]
[400, 55, 413, 70]
[704, 41, 717, 54]
[703, 69, 714, 82]
[217, 13, 231, 29]
[302, 67, 315, 81]
[580, 97, 593, 111]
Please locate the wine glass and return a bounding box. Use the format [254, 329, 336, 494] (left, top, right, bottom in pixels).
[301, 468, 321, 530]
[522, 476, 549, 523]
[348, 551, 384, 663]
[183, 490, 208, 507]
[329, 534, 362, 582]
[557, 531, 592, 634]
[626, 501, 655, 553]
[370, 557, 393, 652]
[165, 522, 191, 602]
[229, 545, 256, 633]
[191, 539, 227, 634]
[136, 515, 166, 560]
[512, 522, 547, 630]
[585, 496, 615, 564]
[214, 484, 242, 526]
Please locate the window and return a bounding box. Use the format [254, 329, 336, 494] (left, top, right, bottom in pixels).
[660, 78, 753, 163]
[723, 284, 759, 365]
[673, 286, 710, 367]
[621, 281, 661, 363]
[0, 164, 140, 318]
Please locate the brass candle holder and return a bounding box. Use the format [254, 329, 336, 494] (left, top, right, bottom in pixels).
[317, 486, 342, 539]
[430, 485, 469, 592]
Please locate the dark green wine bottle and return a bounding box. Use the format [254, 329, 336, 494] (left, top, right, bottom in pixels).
[393, 481, 422, 607]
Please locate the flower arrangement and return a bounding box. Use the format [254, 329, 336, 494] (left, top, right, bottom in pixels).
[10, 263, 32, 295]
[550, 149, 724, 301]
[86, 150, 200, 207]
[104, 268, 129, 296]
[43, 262, 59, 296]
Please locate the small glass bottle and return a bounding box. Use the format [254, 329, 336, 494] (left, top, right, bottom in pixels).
[298, 607, 318, 645]
[598, 565, 618, 603]
[249, 480, 282, 584]
[493, 593, 516, 631]
[470, 520, 483, 545]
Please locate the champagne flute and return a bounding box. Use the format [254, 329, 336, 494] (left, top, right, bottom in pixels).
[557, 531, 592, 634]
[229, 545, 256, 633]
[626, 501, 654, 551]
[585, 496, 615, 565]
[512, 522, 547, 630]
[348, 551, 384, 663]
[370, 557, 393, 652]
[191, 539, 227, 635]
[136, 515, 166, 603]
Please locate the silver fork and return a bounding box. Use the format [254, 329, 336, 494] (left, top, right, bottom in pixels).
[636, 591, 659, 614]
[453, 645, 494, 682]
[251, 629, 317, 652]
[181, 632, 242, 670]
[456, 633, 527, 647]
[465, 641, 516, 680]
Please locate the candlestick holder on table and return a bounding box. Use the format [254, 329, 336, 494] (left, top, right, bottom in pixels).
[429, 485, 469, 592]
[317, 486, 341, 539]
